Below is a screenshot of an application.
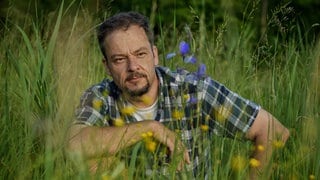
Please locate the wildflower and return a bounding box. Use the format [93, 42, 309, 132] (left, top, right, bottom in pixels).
[146, 131, 153, 137]
[145, 140, 157, 153]
[183, 94, 190, 101]
[249, 158, 261, 168]
[114, 118, 125, 127]
[141, 95, 152, 106]
[196, 63, 206, 78]
[272, 140, 284, 149]
[231, 155, 246, 172]
[141, 131, 153, 139]
[179, 41, 190, 55]
[256, 145, 265, 152]
[183, 55, 197, 64]
[141, 132, 148, 139]
[200, 124, 209, 132]
[172, 109, 184, 120]
[101, 174, 111, 180]
[309, 174, 316, 180]
[120, 106, 135, 116]
[188, 96, 198, 104]
[92, 98, 103, 110]
[166, 52, 177, 59]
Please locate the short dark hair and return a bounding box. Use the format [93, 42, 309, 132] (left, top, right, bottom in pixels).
[97, 11, 154, 60]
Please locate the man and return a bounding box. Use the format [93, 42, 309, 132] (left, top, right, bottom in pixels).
[66, 11, 289, 179]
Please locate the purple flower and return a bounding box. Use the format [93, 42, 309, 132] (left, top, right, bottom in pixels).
[188, 96, 198, 104]
[183, 55, 197, 64]
[196, 63, 206, 77]
[179, 41, 190, 55]
[166, 52, 176, 59]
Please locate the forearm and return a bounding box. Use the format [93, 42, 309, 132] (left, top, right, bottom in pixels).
[247, 109, 290, 179]
[249, 132, 273, 179]
[67, 121, 156, 158]
[66, 120, 182, 159]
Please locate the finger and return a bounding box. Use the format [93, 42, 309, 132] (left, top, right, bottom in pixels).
[184, 150, 191, 164]
[176, 151, 191, 171]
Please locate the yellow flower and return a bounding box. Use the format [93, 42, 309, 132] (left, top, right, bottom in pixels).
[272, 140, 284, 149]
[141, 133, 148, 139]
[183, 94, 190, 101]
[145, 140, 157, 153]
[141, 95, 152, 105]
[249, 158, 261, 168]
[92, 98, 103, 110]
[101, 174, 110, 180]
[256, 145, 265, 152]
[120, 106, 135, 116]
[141, 131, 153, 139]
[231, 155, 246, 172]
[309, 174, 316, 180]
[200, 124, 209, 132]
[114, 118, 125, 127]
[172, 109, 184, 120]
[146, 131, 153, 137]
[214, 105, 231, 123]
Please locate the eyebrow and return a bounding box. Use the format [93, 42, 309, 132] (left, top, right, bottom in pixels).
[110, 47, 149, 59]
[133, 47, 149, 54]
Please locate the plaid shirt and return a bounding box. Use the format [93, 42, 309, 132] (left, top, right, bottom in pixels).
[75, 66, 260, 178]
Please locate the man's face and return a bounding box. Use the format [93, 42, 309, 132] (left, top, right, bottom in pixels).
[103, 25, 159, 97]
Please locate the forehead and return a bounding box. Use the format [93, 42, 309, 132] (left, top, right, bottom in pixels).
[104, 25, 150, 53]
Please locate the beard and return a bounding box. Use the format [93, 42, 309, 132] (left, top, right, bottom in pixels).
[125, 82, 150, 97]
[124, 72, 150, 97]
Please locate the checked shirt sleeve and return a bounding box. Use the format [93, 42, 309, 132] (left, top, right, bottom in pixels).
[200, 77, 261, 139]
[74, 83, 109, 126]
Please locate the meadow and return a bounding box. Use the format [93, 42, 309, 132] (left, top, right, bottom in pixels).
[0, 2, 319, 179]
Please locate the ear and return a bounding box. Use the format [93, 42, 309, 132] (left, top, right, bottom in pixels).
[152, 46, 159, 66]
[102, 59, 111, 75]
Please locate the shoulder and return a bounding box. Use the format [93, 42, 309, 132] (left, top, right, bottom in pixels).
[79, 79, 120, 105]
[84, 79, 120, 97]
[155, 66, 202, 84]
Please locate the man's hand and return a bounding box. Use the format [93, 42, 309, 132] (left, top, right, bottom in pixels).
[66, 120, 191, 171]
[145, 121, 191, 171]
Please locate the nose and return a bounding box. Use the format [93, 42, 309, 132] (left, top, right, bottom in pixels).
[127, 55, 139, 71]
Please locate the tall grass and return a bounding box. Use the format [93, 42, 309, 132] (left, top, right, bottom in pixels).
[0, 1, 319, 179]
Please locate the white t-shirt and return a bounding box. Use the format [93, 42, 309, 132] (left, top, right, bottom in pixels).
[126, 98, 158, 121]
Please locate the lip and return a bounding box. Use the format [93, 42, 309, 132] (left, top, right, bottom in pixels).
[126, 73, 145, 83]
[127, 77, 142, 83]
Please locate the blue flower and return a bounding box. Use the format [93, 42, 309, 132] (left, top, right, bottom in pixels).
[188, 96, 198, 104]
[183, 55, 197, 64]
[166, 52, 176, 59]
[196, 63, 206, 78]
[179, 41, 190, 55]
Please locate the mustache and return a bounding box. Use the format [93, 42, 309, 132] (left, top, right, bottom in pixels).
[125, 72, 146, 81]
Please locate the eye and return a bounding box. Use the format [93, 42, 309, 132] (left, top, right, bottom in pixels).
[112, 57, 126, 63]
[136, 52, 147, 58]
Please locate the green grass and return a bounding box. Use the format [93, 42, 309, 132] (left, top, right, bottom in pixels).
[1, 2, 319, 179]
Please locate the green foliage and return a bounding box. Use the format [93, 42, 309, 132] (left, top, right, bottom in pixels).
[0, 0, 319, 179]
